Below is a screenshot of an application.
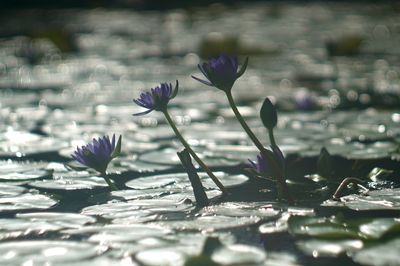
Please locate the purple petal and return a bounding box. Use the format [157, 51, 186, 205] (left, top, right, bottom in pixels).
[133, 109, 154, 116]
[191, 75, 213, 86]
[198, 63, 211, 80]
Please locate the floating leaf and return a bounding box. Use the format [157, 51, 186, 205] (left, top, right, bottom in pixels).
[153, 215, 261, 232]
[0, 193, 58, 213]
[0, 241, 105, 265]
[297, 239, 363, 257]
[288, 216, 359, 238]
[322, 188, 400, 211]
[211, 244, 267, 265]
[353, 238, 400, 266]
[16, 212, 96, 229]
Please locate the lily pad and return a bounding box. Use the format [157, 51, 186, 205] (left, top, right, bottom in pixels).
[0, 131, 68, 157]
[81, 198, 194, 220]
[322, 188, 400, 211]
[353, 238, 400, 266]
[0, 193, 58, 212]
[125, 171, 248, 190]
[200, 202, 280, 218]
[28, 176, 109, 191]
[0, 241, 105, 265]
[288, 216, 360, 238]
[64, 224, 171, 243]
[0, 218, 61, 240]
[16, 212, 97, 228]
[211, 244, 267, 265]
[259, 208, 315, 234]
[135, 247, 187, 266]
[0, 183, 26, 197]
[117, 158, 172, 172]
[152, 215, 261, 232]
[289, 215, 400, 240]
[139, 148, 238, 167]
[0, 160, 51, 182]
[296, 239, 363, 257]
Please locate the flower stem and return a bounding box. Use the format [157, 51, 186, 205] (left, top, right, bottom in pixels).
[226, 91, 293, 204]
[162, 109, 227, 194]
[177, 149, 209, 208]
[226, 91, 265, 153]
[100, 172, 118, 191]
[332, 177, 367, 200]
[268, 128, 277, 147]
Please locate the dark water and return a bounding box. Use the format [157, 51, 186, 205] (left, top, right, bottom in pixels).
[0, 2, 399, 265]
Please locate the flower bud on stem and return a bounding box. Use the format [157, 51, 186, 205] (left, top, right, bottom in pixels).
[226, 91, 293, 204]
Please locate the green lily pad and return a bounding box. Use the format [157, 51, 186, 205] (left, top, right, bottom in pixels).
[296, 239, 363, 257]
[125, 171, 248, 191]
[0, 218, 61, 240]
[211, 244, 267, 265]
[82, 198, 194, 221]
[0, 131, 68, 157]
[200, 202, 280, 218]
[0, 183, 26, 197]
[358, 218, 400, 240]
[135, 247, 187, 266]
[139, 148, 238, 167]
[353, 238, 400, 266]
[0, 193, 58, 213]
[0, 240, 105, 265]
[28, 176, 108, 191]
[289, 215, 400, 240]
[152, 215, 261, 232]
[322, 188, 400, 211]
[288, 216, 359, 238]
[259, 208, 315, 234]
[64, 224, 172, 243]
[0, 160, 51, 182]
[16, 212, 97, 228]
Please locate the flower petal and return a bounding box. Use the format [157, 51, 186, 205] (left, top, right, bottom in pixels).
[191, 75, 213, 86]
[132, 109, 154, 116]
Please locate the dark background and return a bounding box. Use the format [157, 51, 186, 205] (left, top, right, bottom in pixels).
[1, 0, 398, 9]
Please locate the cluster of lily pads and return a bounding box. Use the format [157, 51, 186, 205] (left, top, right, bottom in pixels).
[72, 54, 291, 202]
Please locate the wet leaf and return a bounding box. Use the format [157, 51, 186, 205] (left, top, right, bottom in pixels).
[0, 193, 58, 212]
[211, 244, 267, 265]
[0, 241, 105, 265]
[353, 238, 400, 266]
[322, 188, 400, 211]
[288, 216, 359, 238]
[297, 239, 363, 257]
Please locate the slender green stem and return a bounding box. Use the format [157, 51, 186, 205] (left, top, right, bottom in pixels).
[225, 91, 293, 204]
[162, 109, 227, 194]
[100, 172, 118, 191]
[226, 91, 265, 152]
[268, 128, 277, 147]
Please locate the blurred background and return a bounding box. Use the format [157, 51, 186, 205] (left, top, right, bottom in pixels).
[1, 0, 399, 160]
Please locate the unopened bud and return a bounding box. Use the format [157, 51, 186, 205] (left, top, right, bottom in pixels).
[260, 97, 277, 130]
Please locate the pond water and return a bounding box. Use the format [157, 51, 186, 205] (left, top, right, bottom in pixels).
[0, 2, 399, 266]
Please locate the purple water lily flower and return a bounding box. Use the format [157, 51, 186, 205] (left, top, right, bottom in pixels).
[71, 134, 121, 174]
[133, 81, 179, 116]
[192, 54, 248, 92]
[248, 145, 285, 177]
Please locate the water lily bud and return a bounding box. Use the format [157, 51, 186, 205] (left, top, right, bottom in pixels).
[260, 97, 277, 130]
